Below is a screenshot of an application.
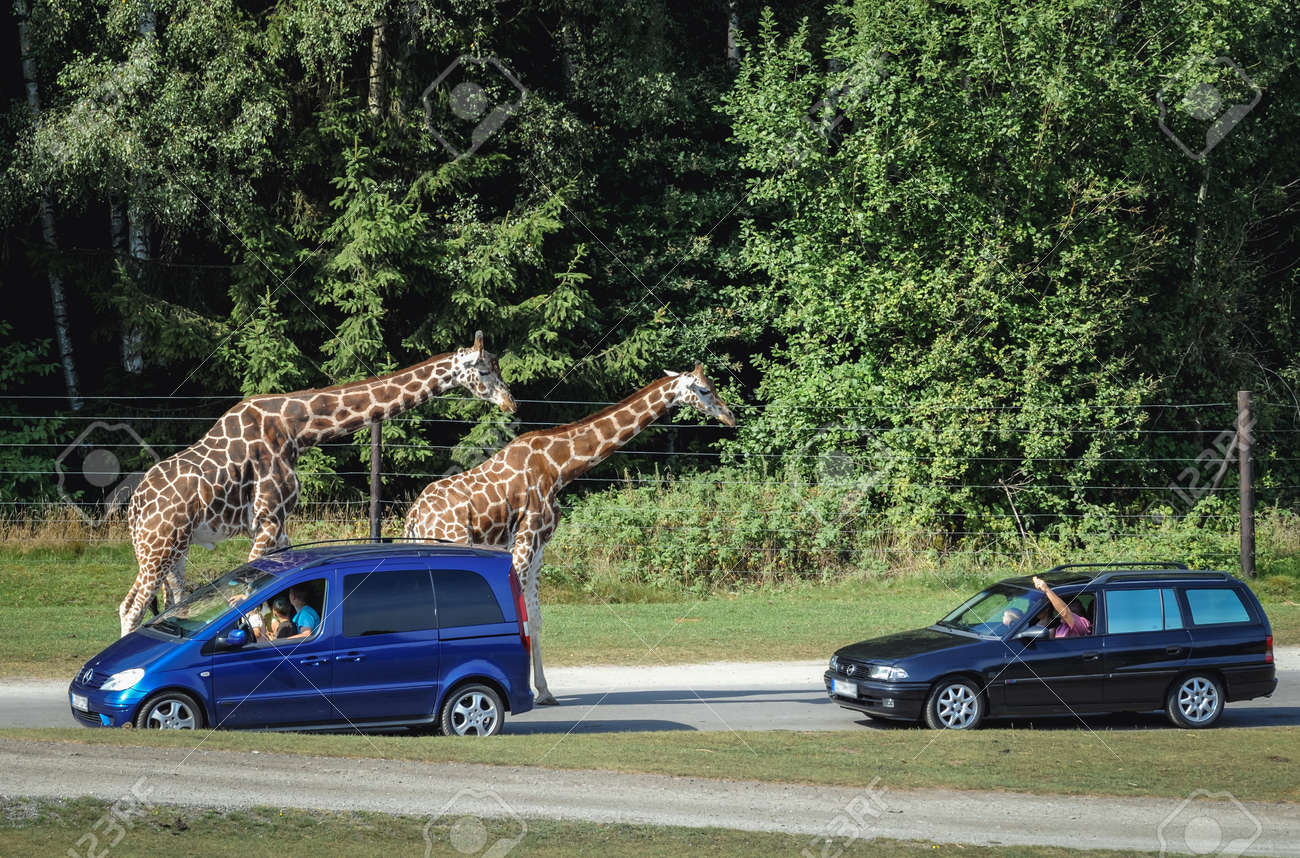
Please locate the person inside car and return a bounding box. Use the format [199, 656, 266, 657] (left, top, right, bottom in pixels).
[1032, 576, 1092, 637]
[1000, 607, 1025, 630]
[282, 586, 320, 640]
[267, 598, 297, 641]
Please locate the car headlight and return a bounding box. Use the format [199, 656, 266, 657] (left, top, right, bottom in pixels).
[829, 655, 839, 671]
[99, 668, 145, 691]
[867, 664, 908, 681]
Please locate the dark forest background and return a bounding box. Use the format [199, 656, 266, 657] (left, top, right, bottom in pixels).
[3, 0, 1299, 584]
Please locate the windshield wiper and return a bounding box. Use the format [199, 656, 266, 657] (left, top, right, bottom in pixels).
[148, 618, 184, 637]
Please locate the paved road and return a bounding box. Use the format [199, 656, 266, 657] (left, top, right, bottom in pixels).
[2, 739, 1297, 855]
[3, 652, 1296, 734]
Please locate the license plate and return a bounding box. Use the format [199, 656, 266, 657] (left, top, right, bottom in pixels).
[832, 678, 857, 698]
[71, 693, 88, 711]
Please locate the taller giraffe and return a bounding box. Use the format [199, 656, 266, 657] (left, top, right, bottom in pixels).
[403, 364, 736, 704]
[120, 332, 515, 636]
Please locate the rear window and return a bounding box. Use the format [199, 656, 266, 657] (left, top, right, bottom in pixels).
[342, 570, 436, 637]
[1185, 588, 1251, 625]
[434, 569, 505, 628]
[1105, 588, 1183, 633]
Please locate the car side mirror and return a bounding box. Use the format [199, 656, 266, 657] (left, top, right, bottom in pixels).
[1017, 626, 1049, 642]
[220, 628, 248, 650]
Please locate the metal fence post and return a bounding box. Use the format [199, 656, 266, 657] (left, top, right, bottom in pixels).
[369, 422, 381, 541]
[1237, 390, 1255, 578]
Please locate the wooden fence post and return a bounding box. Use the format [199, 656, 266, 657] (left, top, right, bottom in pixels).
[1237, 390, 1255, 578]
[369, 422, 382, 541]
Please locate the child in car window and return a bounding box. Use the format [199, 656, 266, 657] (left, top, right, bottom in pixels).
[268, 598, 297, 641]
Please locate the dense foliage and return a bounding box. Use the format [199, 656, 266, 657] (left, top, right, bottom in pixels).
[3, 0, 1298, 577]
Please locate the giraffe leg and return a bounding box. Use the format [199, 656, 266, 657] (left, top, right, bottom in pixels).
[248, 481, 290, 559]
[161, 554, 187, 608]
[530, 604, 555, 704]
[512, 535, 556, 704]
[120, 545, 184, 636]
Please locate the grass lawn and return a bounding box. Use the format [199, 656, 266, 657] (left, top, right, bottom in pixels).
[0, 797, 1183, 858]
[2, 540, 1297, 678]
[4, 725, 1297, 803]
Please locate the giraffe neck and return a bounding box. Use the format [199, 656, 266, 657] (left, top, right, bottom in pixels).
[550, 378, 676, 489]
[270, 352, 462, 448]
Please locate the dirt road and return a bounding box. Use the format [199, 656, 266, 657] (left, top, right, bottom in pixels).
[2, 738, 1296, 855]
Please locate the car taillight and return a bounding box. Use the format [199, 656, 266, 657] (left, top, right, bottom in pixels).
[1266, 634, 1273, 663]
[508, 564, 530, 652]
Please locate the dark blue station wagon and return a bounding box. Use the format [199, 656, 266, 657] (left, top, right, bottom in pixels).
[69, 541, 532, 736]
[826, 563, 1277, 729]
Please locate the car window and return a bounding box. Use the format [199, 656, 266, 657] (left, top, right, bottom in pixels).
[1185, 588, 1251, 625]
[938, 584, 1039, 634]
[1162, 588, 1184, 629]
[147, 564, 274, 637]
[342, 570, 436, 637]
[247, 578, 328, 644]
[1105, 589, 1164, 633]
[434, 569, 505, 628]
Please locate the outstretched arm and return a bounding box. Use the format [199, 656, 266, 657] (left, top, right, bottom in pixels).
[1032, 576, 1075, 626]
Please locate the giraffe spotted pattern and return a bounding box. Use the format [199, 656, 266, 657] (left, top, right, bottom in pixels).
[403, 364, 736, 704]
[120, 333, 515, 637]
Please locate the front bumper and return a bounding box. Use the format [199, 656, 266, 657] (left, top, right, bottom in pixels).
[67, 683, 147, 728]
[824, 670, 928, 721]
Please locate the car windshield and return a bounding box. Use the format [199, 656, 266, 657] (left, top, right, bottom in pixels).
[938, 584, 1040, 636]
[144, 564, 275, 637]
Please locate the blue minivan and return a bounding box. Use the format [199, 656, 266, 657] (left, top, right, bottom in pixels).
[68, 541, 532, 736]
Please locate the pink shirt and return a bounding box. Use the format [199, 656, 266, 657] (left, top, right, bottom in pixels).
[1055, 614, 1092, 638]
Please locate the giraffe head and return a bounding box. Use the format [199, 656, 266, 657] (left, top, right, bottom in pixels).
[453, 331, 516, 413]
[663, 364, 736, 427]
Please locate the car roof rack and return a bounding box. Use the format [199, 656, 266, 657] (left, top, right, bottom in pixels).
[264, 536, 463, 556]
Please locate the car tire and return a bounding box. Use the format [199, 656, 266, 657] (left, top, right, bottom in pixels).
[924, 678, 985, 730]
[1166, 673, 1224, 728]
[439, 683, 504, 737]
[135, 691, 204, 730]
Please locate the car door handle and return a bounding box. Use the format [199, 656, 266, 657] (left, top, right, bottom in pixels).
[1082, 652, 1100, 661]
[335, 652, 364, 663]
[1166, 646, 1183, 655]
[298, 656, 327, 665]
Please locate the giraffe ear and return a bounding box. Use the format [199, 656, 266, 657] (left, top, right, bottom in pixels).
[473, 330, 484, 351]
[663, 370, 680, 377]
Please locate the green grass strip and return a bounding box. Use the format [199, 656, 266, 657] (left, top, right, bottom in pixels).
[3, 725, 1296, 803]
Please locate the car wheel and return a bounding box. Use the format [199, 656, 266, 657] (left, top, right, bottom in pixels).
[924, 678, 985, 730]
[135, 692, 203, 730]
[439, 683, 504, 737]
[1166, 674, 1224, 728]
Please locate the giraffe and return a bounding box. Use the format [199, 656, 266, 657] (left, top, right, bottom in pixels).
[119, 332, 515, 636]
[403, 364, 736, 704]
